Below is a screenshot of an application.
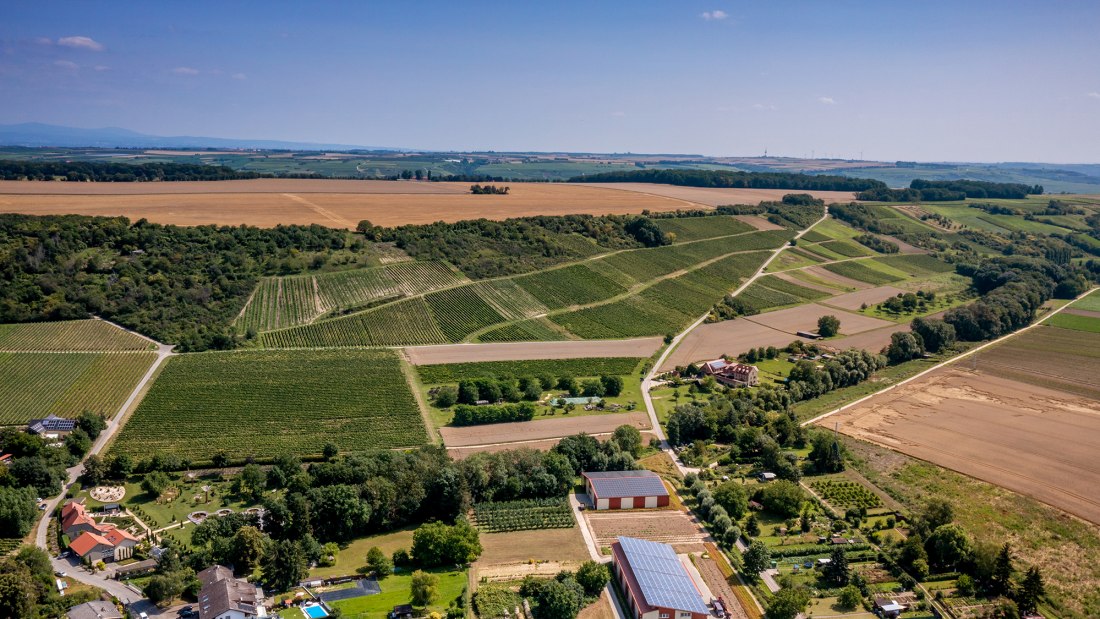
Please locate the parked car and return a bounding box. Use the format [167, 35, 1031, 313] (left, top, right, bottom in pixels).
[54, 570, 67, 577]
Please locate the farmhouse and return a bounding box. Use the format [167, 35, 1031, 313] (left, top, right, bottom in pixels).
[611, 536, 711, 619]
[700, 359, 728, 375]
[758, 472, 777, 482]
[198, 565, 268, 619]
[713, 363, 759, 387]
[27, 414, 76, 437]
[583, 470, 669, 510]
[61, 501, 139, 562]
[872, 597, 907, 618]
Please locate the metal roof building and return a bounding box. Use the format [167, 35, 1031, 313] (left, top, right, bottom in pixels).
[582, 470, 669, 510]
[611, 537, 710, 619]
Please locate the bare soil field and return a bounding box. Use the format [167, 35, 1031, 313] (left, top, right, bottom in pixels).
[404, 337, 662, 365]
[1064, 308, 1100, 320]
[733, 215, 785, 231]
[971, 325, 1100, 400]
[0, 181, 688, 228]
[447, 432, 660, 459]
[823, 324, 900, 354]
[477, 528, 590, 565]
[771, 271, 838, 294]
[743, 303, 893, 336]
[821, 367, 1100, 525]
[800, 265, 873, 290]
[821, 285, 907, 311]
[439, 411, 650, 448]
[0, 178, 465, 194]
[878, 234, 927, 255]
[586, 510, 710, 551]
[695, 555, 750, 619]
[660, 319, 799, 371]
[577, 591, 616, 619]
[576, 183, 857, 207]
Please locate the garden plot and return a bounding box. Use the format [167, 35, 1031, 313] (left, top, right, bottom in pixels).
[743, 303, 893, 336]
[821, 286, 907, 311]
[585, 510, 710, 551]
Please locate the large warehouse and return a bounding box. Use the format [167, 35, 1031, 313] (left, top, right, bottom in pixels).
[583, 470, 670, 510]
[611, 536, 711, 619]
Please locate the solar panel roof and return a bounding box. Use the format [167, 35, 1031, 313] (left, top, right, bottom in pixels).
[617, 536, 710, 614]
[584, 471, 668, 499]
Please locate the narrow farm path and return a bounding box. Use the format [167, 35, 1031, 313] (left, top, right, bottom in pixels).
[31, 318, 175, 609]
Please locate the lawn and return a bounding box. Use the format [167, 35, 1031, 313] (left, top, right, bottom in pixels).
[331, 568, 467, 619]
[1070, 289, 1100, 312]
[1044, 312, 1100, 333]
[310, 529, 416, 579]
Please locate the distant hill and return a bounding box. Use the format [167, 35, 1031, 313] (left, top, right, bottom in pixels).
[0, 122, 392, 151]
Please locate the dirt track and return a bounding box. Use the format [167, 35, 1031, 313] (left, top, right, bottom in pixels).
[404, 338, 663, 365]
[821, 367, 1100, 525]
[439, 411, 650, 447]
[0, 181, 690, 228]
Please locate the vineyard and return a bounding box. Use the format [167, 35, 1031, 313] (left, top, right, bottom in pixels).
[822, 260, 904, 285]
[818, 239, 872, 258]
[416, 357, 642, 384]
[0, 352, 156, 425]
[0, 319, 152, 351]
[655, 215, 755, 242]
[873, 254, 954, 276]
[809, 479, 883, 510]
[236, 261, 468, 333]
[472, 497, 574, 532]
[109, 349, 427, 461]
[735, 281, 804, 312]
[256, 232, 788, 347]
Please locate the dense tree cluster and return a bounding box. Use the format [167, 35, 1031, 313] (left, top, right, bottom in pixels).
[944, 256, 1074, 341]
[0, 215, 367, 350]
[0, 160, 272, 182]
[469, 184, 510, 194]
[451, 402, 537, 425]
[0, 415, 105, 502]
[857, 179, 1041, 201]
[0, 546, 101, 618]
[716, 194, 826, 229]
[359, 213, 671, 279]
[853, 234, 899, 253]
[568, 169, 885, 192]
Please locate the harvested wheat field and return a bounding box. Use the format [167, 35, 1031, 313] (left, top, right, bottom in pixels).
[585, 510, 710, 551]
[824, 324, 902, 354]
[821, 367, 1100, 525]
[439, 411, 650, 448]
[660, 319, 799, 371]
[733, 215, 785, 231]
[744, 303, 893, 335]
[0, 180, 694, 228]
[821, 285, 907, 311]
[576, 183, 857, 207]
[404, 337, 662, 365]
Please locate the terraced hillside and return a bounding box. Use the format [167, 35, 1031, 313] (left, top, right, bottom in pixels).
[257, 228, 793, 347]
[235, 260, 468, 332]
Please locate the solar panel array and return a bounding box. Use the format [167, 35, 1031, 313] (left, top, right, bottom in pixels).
[585, 471, 668, 499]
[618, 536, 710, 614]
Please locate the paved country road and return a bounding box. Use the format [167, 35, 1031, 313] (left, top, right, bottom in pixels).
[31, 320, 175, 612]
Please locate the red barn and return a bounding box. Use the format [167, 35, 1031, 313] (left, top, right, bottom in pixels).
[583, 470, 669, 510]
[612, 536, 711, 619]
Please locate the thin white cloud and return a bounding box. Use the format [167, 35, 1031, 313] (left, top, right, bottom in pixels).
[1087, 92, 1100, 100]
[701, 10, 728, 21]
[752, 103, 777, 111]
[232, 73, 247, 80]
[57, 36, 104, 51]
[93, 65, 110, 72]
[54, 60, 79, 70]
[818, 96, 837, 105]
[34, 37, 53, 46]
[172, 66, 200, 75]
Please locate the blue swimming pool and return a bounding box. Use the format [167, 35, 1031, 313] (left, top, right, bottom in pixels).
[303, 604, 329, 619]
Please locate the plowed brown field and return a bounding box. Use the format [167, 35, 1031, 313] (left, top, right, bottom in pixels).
[821, 366, 1100, 525]
[576, 183, 857, 206]
[439, 411, 650, 448]
[404, 338, 662, 365]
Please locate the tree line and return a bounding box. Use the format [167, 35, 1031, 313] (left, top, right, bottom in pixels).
[857, 179, 1042, 201]
[716, 193, 826, 230]
[0, 160, 273, 182]
[568, 168, 885, 192]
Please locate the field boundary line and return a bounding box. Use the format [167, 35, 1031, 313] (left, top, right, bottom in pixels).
[801, 286, 1100, 429]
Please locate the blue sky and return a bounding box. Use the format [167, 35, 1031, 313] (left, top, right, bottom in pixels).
[2, 1, 1099, 161]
